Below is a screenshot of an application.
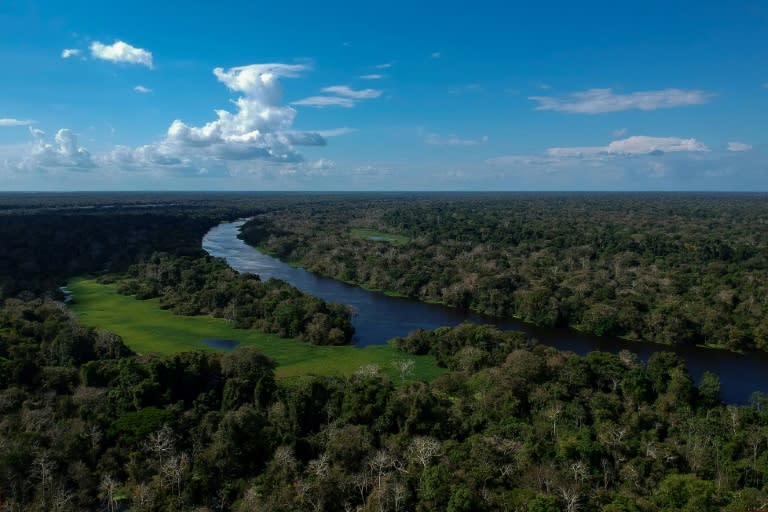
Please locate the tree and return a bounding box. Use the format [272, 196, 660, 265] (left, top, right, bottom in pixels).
[698, 371, 722, 406]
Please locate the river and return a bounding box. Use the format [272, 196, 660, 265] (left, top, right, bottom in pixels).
[203, 219, 768, 404]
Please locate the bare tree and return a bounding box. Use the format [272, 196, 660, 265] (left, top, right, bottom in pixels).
[559, 485, 580, 512]
[160, 452, 190, 498]
[32, 454, 55, 510]
[356, 363, 381, 378]
[392, 479, 407, 512]
[408, 436, 443, 469]
[146, 424, 176, 462]
[308, 453, 330, 481]
[51, 483, 75, 512]
[391, 359, 415, 382]
[99, 474, 120, 512]
[544, 403, 563, 441]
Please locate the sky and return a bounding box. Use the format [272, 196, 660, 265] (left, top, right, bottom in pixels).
[0, 0, 766, 191]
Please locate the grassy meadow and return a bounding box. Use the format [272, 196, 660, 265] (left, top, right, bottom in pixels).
[68, 278, 445, 381]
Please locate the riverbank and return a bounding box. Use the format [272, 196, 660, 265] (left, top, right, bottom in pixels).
[205, 219, 768, 404]
[67, 278, 445, 382]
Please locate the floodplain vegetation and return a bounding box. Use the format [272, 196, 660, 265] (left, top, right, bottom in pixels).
[1, 193, 768, 511]
[241, 193, 768, 352]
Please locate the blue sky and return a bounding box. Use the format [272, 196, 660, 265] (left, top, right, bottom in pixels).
[0, 0, 766, 190]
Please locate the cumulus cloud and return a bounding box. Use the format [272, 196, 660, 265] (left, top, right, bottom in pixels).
[547, 136, 709, 157]
[17, 128, 95, 170]
[133, 85, 152, 94]
[482, 133, 768, 189]
[360, 74, 384, 80]
[321, 85, 382, 99]
[727, 142, 752, 152]
[90, 40, 154, 68]
[0, 118, 34, 127]
[425, 133, 489, 146]
[98, 144, 183, 168]
[157, 63, 325, 163]
[61, 48, 82, 59]
[529, 88, 715, 114]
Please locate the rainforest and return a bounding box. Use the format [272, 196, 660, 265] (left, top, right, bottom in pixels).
[2, 192, 768, 512]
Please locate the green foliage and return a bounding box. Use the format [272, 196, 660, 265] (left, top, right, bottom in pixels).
[349, 227, 409, 245]
[1, 302, 766, 512]
[654, 474, 719, 511]
[4, 193, 768, 511]
[241, 193, 768, 352]
[69, 278, 445, 381]
[116, 252, 355, 345]
[528, 495, 562, 512]
[109, 406, 174, 442]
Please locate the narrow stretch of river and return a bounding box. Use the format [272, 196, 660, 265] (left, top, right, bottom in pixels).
[203, 220, 768, 404]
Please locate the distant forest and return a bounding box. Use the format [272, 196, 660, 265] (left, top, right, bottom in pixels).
[241, 193, 768, 352]
[2, 193, 768, 511]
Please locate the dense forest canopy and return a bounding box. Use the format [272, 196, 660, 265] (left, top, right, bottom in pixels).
[240, 193, 768, 352]
[2, 192, 768, 511]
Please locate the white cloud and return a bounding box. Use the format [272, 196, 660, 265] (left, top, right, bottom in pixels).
[316, 127, 357, 137]
[61, 48, 82, 59]
[157, 63, 324, 163]
[727, 142, 752, 152]
[307, 158, 336, 175]
[0, 118, 34, 127]
[321, 85, 382, 99]
[431, 52, 441, 58]
[90, 40, 154, 68]
[425, 133, 489, 146]
[529, 88, 715, 114]
[291, 96, 356, 108]
[547, 136, 709, 157]
[98, 144, 183, 168]
[294, 83, 382, 109]
[133, 85, 152, 94]
[17, 128, 94, 170]
[375, 63, 393, 69]
[360, 74, 384, 80]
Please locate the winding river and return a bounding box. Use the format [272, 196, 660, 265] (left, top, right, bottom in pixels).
[203, 220, 768, 404]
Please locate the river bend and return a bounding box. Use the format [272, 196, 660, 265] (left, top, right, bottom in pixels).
[203, 220, 768, 404]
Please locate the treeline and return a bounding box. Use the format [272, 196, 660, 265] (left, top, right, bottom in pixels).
[114, 253, 354, 345]
[240, 193, 768, 352]
[0, 191, 308, 300]
[4, 299, 768, 511]
[0, 211, 219, 299]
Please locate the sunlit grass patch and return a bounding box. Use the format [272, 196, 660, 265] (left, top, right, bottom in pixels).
[68, 278, 443, 382]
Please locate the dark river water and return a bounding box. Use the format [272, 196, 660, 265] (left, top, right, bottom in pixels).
[203, 220, 768, 404]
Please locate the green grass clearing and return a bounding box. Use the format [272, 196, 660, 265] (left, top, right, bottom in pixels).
[68, 278, 445, 382]
[350, 228, 409, 245]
